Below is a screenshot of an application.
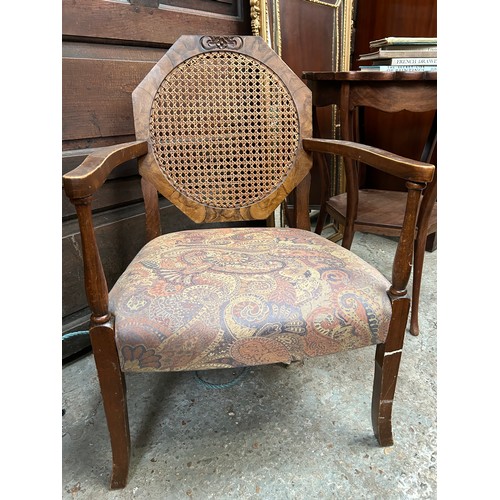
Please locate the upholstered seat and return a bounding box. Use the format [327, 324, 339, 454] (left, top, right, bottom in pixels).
[110, 227, 392, 372]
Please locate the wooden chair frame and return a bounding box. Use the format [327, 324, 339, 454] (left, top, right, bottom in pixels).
[63, 35, 434, 489]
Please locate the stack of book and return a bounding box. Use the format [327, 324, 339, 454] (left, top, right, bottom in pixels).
[358, 37, 437, 72]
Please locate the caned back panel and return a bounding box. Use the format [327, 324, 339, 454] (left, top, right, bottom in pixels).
[133, 36, 312, 223]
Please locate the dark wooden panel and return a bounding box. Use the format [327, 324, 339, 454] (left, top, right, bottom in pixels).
[62, 41, 168, 61]
[280, 0, 342, 77]
[353, 0, 437, 58]
[62, 0, 250, 46]
[279, 0, 342, 195]
[361, 109, 436, 190]
[62, 58, 156, 141]
[62, 43, 169, 144]
[161, 0, 238, 16]
[352, 0, 437, 190]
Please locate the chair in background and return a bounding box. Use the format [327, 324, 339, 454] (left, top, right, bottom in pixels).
[63, 35, 434, 489]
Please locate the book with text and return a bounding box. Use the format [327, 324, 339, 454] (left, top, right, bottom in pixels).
[369, 37, 437, 48]
[359, 65, 437, 72]
[372, 45, 437, 52]
[358, 48, 437, 60]
[373, 57, 437, 66]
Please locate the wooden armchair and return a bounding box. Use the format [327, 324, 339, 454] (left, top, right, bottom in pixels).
[63, 35, 434, 489]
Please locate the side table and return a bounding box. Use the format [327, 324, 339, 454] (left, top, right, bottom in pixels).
[302, 71, 437, 336]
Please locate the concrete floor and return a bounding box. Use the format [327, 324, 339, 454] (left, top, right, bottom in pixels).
[62, 232, 437, 499]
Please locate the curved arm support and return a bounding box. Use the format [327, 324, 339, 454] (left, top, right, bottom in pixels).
[63, 140, 148, 324]
[74, 197, 111, 324]
[302, 137, 434, 301]
[302, 138, 434, 184]
[63, 140, 148, 200]
[389, 181, 426, 299]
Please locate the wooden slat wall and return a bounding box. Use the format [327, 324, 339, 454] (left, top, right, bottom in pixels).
[63, 46, 164, 145]
[62, 0, 252, 359]
[63, 0, 248, 46]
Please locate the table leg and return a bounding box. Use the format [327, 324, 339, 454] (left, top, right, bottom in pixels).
[410, 113, 437, 336]
[340, 85, 358, 249]
[312, 105, 331, 235]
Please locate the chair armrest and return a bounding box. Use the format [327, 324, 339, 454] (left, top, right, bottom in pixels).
[62, 140, 148, 325]
[63, 140, 148, 200]
[303, 137, 435, 300]
[302, 138, 434, 183]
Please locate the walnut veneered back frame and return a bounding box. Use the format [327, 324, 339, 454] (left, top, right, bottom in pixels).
[133, 35, 312, 223]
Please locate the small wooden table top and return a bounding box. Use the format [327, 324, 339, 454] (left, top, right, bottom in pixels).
[302, 70, 437, 112]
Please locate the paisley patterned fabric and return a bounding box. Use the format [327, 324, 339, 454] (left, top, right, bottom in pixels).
[109, 227, 392, 372]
